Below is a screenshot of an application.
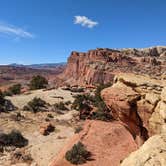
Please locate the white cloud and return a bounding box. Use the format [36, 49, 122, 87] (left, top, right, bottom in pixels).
[74, 16, 98, 28]
[0, 23, 34, 39]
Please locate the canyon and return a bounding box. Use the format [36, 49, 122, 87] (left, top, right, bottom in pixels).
[50, 46, 166, 166]
[0, 46, 166, 166]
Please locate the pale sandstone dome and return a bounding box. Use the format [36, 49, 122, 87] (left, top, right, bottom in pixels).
[121, 134, 166, 166]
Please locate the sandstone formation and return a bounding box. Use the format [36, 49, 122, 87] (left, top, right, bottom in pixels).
[50, 120, 137, 166]
[101, 73, 166, 145]
[59, 46, 166, 86]
[121, 134, 166, 166]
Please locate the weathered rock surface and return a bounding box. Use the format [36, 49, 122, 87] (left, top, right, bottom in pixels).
[121, 134, 166, 166]
[101, 73, 166, 144]
[50, 120, 137, 166]
[59, 47, 166, 86]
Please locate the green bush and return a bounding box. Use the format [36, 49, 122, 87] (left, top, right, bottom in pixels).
[23, 97, 47, 113]
[71, 82, 113, 121]
[29, 75, 48, 90]
[10, 112, 23, 121]
[91, 111, 112, 121]
[74, 126, 83, 133]
[54, 102, 68, 110]
[71, 94, 94, 111]
[2, 90, 12, 97]
[8, 84, 21, 95]
[0, 130, 28, 148]
[93, 83, 112, 108]
[12, 150, 33, 164]
[0, 90, 5, 106]
[71, 87, 84, 93]
[47, 113, 54, 118]
[0, 90, 15, 112]
[65, 142, 91, 164]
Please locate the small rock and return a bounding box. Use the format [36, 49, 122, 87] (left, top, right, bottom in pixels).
[39, 122, 55, 136]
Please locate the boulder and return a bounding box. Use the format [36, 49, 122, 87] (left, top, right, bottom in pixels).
[50, 120, 137, 166]
[39, 122, 55, 136]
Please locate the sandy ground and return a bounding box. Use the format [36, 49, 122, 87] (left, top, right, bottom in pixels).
[0, 88, 80, 166]
[7, 88, 75, 109]
[0, 111, 78, 166]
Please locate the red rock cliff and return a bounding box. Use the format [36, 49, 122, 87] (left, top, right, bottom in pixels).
[59, 47, 166, 86]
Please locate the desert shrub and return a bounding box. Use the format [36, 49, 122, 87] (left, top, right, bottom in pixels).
[91, 111, 112, 121]
[74, 126, 83, 133]
[0, 130, 28, 148]
[2, 90, 12, 96]
[8, 84, 21, 95]
[0, 90, 5, 106]
[71, 82, 113, 121]
[45, 118, 50, 122]
[23, 97, 47, 113]
[10, 112, 21, 121]
[29, 75, 48, 90]
[71, 94, 94, 111]
[54, 102, 68, 110]
[11, 149, 33, 164]
[92, 83, 112, 112]
[47, 113, 54, 118]
[65, 142, 91, 164]
[0, 90, 15, 112]
[71, 87, 84, 93]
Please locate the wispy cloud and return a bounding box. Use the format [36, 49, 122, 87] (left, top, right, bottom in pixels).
[0, 22, 34, 39]
[74, 16, 98, 28]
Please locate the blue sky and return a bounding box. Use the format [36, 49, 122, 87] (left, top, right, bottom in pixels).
[0, 0, 165, 64]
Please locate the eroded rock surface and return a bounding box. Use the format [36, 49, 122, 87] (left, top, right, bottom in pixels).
[50, 120, 137, 166]
[101, 73, 166, 145]
[59, 47, 166, 86]
[121, 134, 166, 166]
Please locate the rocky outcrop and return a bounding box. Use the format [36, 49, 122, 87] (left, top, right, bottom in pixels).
[121, 134, 166, 166]
[101, 73, 166, 145]
[50, 120, 137, 166]
[59, 47, 166, 86]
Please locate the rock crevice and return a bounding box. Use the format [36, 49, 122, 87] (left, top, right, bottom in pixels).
[101, 73, 166, 145]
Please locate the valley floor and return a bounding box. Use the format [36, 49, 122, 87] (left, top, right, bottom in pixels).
[0, 88, 80, 166]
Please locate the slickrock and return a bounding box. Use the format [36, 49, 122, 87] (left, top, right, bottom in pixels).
[101, 73, 166, 145]
[50, 120, 137, 166]
[121, 134, 166, 166]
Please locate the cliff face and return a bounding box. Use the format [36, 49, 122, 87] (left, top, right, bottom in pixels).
[60, 46, 166, 86]
[101, 73, 166, 145]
